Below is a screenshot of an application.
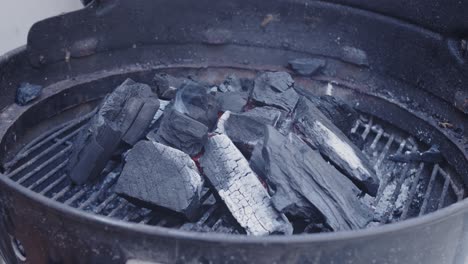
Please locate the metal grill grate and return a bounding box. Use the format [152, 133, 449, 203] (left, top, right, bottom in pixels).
[3, 112, 465, 233]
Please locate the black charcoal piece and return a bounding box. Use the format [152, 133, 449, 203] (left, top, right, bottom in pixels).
[251, 72, 299, 112]
[216, 92, 248, 113]
[153, 73, 195, 100]
[173, 83, 220, 129]
[219, 74, 243, 93]
[67, 79, 160, 184]
[215, 111, 266, 146]
[389, 145, 443, 163]
[152, 108, 208, 156]
[294, 97, 379, 196]
[115, 140, 204, 220]
[242, 107, 283, 126]
[15, 82, 43, 106]
[341, 46, 369, 66]
[200, 134, 293, 236]
[294, 87, 360, 135]
[250, 126, 372, 231]
[289, 58, 326, 76]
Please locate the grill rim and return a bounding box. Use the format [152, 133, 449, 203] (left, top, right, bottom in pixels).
[0, 48, 466, 244]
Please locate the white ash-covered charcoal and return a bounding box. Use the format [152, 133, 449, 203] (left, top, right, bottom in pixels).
[242, 106, 283, 126]
[251, 72, 300, 112]
[114, 140, 204, 220]
[153, 73, 196, 100]
[294, 96, 379, 196]
[289, 58, 326, 76]
[200, 134, 293, 236]
[151, 108, 208, 156]
[67, 79, 160, 184]
[250, 126, 372, 231]
[174, 83, 220, 129]
[150, 99, 171, 126]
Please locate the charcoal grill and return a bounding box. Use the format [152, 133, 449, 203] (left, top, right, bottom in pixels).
[1, 0, 468, 263]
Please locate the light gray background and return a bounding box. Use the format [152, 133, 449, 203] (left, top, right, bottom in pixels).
[0, 0, 82, 55]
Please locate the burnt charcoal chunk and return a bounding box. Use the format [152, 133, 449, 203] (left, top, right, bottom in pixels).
[242, 107, 282, 126]
[294, 97, 379, 196]
[152, 108, 208, 156]
[67, 79, 160, 184]
[174, 83, 220, 129]
[115, 140, 204, 220]
[289, 58, 326, 76]
[219, 74, 243, 93]
[153, 73, 195, 100]
[216, 92, 248, 113]
[15, 83, 43, 106]
[294, 87, 359, 135]
[215, 111, 266, 146]
[251, 72, 299, 112]
[200, 134, 293, 236]
[250, 127, 372, 231]
[341, 46, 369, 66]
[389, 145, 443, 163]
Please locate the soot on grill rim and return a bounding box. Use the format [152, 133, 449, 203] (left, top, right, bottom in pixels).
[3, 65, 465, 236]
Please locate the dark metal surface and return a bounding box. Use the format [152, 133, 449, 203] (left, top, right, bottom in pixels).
[0, 0, 467, 263]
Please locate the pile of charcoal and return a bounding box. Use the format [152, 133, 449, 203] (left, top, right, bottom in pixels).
[66, 70, 381, 236]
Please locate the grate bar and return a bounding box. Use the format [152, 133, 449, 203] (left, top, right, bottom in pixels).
[107, 201, 128, 217]
[27, 159, 69, 190]
[419, 164, 440, 216]
[373, 139, 408, 206]
[361, 117, 374, 140]
[375, 134, 395, 170]
[16, 143, 72, 184]
[52, 185, 72, 201]
[7, 128, 82, 177]
[438, 176, 451, 210]
[40, 174, 68, 195]
[94, 194, 118, 214]
[400, 162, 425, 219]
[370, 128, 384, 150]
[6, 110, 94, 170]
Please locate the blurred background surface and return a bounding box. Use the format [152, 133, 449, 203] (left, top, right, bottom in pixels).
[0, 0, 82, 55]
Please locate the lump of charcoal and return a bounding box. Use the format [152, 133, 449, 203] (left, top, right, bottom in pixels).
[294, 87, 360, 135]
[294, 97, 379, 196]
[67, 79, 160, 184]
[15, 82, 43, 106]
[215, 111, 266, 146]
[151, 108, 208, 156]
[389, 145, 443, 164]
[289, 58, 326, 76]
[150, 99, 171, 127]
[173, 83, 220, 129]
[115, 140, 204, 220]
[242, 106, 283, 126]
[153, 73, 195, 100]
[341, 46, 369, 66]
[200, 134, 293, 236]
[216, 92, 248, 113]
[250, 126, 372, 231]
[218, 74, 243, 93]
[251, 72, 300, 112]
